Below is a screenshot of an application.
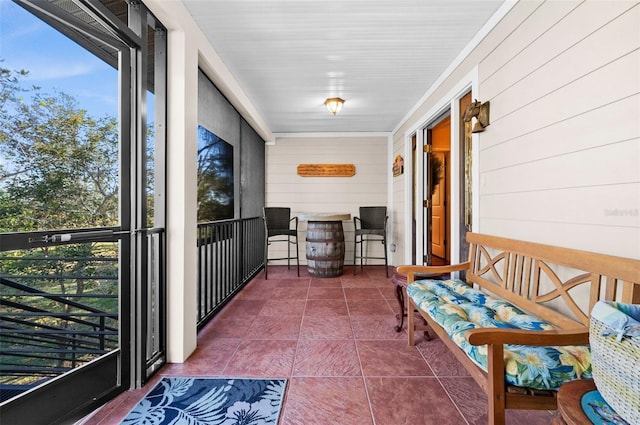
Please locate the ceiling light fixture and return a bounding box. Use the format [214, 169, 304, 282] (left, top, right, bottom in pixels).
[324, 97, 345, 115]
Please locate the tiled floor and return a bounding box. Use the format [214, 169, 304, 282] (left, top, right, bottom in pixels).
[79, 265, 556, 425]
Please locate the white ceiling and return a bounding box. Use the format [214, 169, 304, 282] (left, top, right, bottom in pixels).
[181, 0, 505, 134]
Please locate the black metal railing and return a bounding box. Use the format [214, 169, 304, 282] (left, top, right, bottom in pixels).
[141, 228, 166, 382]
[196, 217, 264, 328]
[0, 250, 119, 401]
[0, 217, 256, 400]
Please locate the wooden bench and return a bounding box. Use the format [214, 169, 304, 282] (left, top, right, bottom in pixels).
[397, 232, 640, 425]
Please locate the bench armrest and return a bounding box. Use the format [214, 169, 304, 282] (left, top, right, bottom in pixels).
[396, 262, 471, 283]
[466, 327, 590, 346]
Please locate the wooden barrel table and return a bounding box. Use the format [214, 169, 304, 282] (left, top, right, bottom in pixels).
[306, 220, 345, 277]
[299, 213, 351, 278]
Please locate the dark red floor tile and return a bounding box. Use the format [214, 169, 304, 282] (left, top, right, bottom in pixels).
[366, 377, 465, 425]
[357, 340, 433, 376]
[280, 377, 373, 425]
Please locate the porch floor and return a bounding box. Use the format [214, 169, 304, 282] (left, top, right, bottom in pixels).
[78, 265, 555, 424]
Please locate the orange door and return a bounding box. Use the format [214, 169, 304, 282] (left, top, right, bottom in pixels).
[431, 151, 447, 259]
[430, 116, 450, 262]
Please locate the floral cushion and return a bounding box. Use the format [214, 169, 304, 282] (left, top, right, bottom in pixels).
[407, 278, 592, 390]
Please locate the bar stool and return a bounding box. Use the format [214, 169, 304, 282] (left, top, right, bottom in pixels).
[353, 206, 388, 277]
[263, 207, 299, 279]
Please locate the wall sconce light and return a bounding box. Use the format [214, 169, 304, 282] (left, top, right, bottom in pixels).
[463, 99, 490, 133]
[324, 97, 345, 115]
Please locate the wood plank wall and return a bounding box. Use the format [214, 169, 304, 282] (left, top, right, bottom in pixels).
[478, 0, 639, 258]
[266, 136, 388, 266]
[392, 0, 639, 263]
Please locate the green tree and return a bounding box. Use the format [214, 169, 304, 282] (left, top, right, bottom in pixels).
[0, 68, 119, 232]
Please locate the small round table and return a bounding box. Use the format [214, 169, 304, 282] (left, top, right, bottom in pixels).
[391, 269, 445, 334]
[555, 379, 627, 425]
[555, 379, 596, 424]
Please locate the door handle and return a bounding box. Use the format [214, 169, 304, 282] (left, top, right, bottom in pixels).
[29, 229, 115, 243]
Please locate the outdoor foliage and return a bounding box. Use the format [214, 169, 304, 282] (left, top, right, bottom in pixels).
[0, 67, 119, 232]
[197, 125, 234, 222]
[0, 67, 120, 386]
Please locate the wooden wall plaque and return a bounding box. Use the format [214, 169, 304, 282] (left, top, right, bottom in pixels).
[297, 164, 355, 177]
[392, 155, 404, 177]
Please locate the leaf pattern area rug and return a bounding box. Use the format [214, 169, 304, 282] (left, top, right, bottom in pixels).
[121, 377, 287, 425]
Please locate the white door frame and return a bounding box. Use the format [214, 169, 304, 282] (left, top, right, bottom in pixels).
[402, 67, 481, 265]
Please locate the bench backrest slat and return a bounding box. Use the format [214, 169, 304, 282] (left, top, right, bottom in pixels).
[465, 233, 640, 329]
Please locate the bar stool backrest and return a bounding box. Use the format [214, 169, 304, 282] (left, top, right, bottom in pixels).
[359, 206, 387, 233]
[264, 207, 295, 236]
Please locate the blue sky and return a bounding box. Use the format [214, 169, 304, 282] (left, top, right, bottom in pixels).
[0, 0, 118, 119]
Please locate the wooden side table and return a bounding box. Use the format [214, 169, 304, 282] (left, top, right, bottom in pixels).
[555, 378, 629, 425]
[390, 269, 446, 333]
[391, 271, 408, 331]
[555, 379, 596, 424]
